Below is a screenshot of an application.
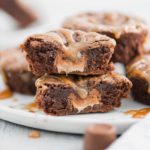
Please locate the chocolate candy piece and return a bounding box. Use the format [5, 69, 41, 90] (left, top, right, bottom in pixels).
[0, 0, 37, 27]
[84, 124, 116, 150]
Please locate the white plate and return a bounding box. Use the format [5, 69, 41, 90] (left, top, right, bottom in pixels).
[0, 73, 149, 135]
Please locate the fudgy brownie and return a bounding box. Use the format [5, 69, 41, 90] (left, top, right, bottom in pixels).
[126, 54, 150, 105]
[21, 28, 116, 76]
[0, 48, 36, 95]
[0, 0, 37, 27]
[63, 12, 148, 65]
[35, 73, 132, 115]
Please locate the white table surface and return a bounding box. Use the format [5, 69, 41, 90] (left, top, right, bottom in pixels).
[0, 120, 83, 150]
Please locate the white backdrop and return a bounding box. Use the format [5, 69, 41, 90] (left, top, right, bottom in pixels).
[0, 0, 150, 49]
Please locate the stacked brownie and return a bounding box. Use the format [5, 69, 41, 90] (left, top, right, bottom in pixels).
[21, 28, 132, 115]
[63, 12, 148, 65]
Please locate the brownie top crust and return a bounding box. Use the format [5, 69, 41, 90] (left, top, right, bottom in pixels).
[63, 12, 148, 39]
[0, 48, 28, 71]
[24, 28, 116, 55]
[127, 54, 150, 93]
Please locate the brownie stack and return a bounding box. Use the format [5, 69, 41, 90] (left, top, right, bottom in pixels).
[21, 28, 132, 116]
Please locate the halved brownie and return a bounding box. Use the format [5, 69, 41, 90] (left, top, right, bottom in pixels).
[63, 12, 148, 65]
[126, 54, 150, 105]
[21, 28, 116, 76]
[35, 73, 132, 115]
[0, 48, 36, 95]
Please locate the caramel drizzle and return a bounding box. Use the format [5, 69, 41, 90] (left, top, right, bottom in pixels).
[48, 29, 113, 59]
[0, 88, 13, 100]
[25, 102, 38, 112]
[124, 108, 150, 118]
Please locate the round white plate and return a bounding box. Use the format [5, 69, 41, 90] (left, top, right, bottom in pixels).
[0, 75, 148, 135]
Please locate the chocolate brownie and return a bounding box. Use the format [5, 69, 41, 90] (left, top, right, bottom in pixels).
[35, 73, 132, 115]
[0, 0, 37, 27]
[126, 54, 150, 105]
[63, 12, 148, 65]
[21, 28, 116, 76]
[0, 48, 36, 95]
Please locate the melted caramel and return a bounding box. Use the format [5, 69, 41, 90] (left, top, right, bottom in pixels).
[60, 76, 88, 99]
[124, 108, 150, 118]
[0, 88, 13, 100]
[25, 102, 38, 112]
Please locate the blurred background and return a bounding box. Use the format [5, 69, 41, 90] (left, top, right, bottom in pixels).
[0, 0, 149, 49]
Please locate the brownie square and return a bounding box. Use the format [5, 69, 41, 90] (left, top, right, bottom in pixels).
[0, 48, 36, 95]
[63, 12, 148, 65]
[35, 73, 132, 115]
[21, 28, 116, 76]
[126, 54, 150, 105]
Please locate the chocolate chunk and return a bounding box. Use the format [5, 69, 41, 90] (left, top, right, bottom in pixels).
[0, 0, 37, 27]
[21, 28, 116, 76]
[63, 12, 148, 65]
[84, 124, 116, 150]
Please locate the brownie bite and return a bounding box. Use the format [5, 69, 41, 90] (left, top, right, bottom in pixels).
[21, 28, 116, 76]
[0, 48, 36, 95]
[35, 73, 132, 116]
[63, 12, 148, 65]
[126, 55, 150, 105]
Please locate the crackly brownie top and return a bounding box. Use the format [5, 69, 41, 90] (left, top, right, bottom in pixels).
[63, 12, 147, 38]
[26, 28, 116, 53]
[0, 48, 28, 71]
[36, 73, 131, 99]
[127, 54, 150, 93]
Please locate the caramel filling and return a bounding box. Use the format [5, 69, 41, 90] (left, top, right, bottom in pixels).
[60, 77, 88, 99]
[55, 53, 86, 74]
[70, 89, 101, 112]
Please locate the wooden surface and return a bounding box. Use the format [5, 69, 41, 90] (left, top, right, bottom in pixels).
[0, 120, 83, 150]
